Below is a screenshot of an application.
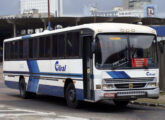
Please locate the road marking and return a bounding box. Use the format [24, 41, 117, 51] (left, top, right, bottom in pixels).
[0, 113, 52, 117]
[0, 110, 18, 112]
[0, 105, 5, 108]
[0, 105, 56, 117]
[0, 105, 90, 120]
[42, 116, 90, 120]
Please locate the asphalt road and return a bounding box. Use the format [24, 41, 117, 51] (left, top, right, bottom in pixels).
[0, 66, 165, 120]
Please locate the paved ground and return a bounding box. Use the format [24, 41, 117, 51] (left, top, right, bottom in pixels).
[135, 92, 165, 106]
[1, 65, 165, 120]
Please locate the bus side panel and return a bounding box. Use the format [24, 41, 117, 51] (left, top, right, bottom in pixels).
[37, 59, 84, 100]
[4, 76, 19, 89]
[3, 61, 29, 90]
[74, 81, 84, 100]
[38, 79, 65, 97]
[3, 59, 84, 100]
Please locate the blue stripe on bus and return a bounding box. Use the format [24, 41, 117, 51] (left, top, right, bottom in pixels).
[3, 71, 83, 78]
[38, 72, 83, 78]
[107, 71, 130, 79]
[22, 35, 31, 39]
[5, 80, 84, 100]
[27, 60, 40, 93]
[5, 81, 19, 89]
[27, 60, 40, 74]
[38, 84, 64, 97]
[38, 84, 84, 100]
[76, 89, 84, 100]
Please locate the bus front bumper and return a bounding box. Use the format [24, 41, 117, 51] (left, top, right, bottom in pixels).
[94, 88, 159, 102]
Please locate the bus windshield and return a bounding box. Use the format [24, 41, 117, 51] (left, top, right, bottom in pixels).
[95, 34, 158, 69]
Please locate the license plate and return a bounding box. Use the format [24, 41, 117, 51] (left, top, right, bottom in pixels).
[104, 93, 115, 98]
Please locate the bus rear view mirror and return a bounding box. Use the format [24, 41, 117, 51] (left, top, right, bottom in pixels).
[159, 42, 164, 54]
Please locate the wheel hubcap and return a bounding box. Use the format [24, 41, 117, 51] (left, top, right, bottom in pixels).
[69, 89, 75, 102]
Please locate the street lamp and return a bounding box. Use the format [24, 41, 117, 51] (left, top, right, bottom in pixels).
[48, 0, 51, 30]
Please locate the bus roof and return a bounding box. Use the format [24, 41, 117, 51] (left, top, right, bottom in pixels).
[4, 23, 156, 42]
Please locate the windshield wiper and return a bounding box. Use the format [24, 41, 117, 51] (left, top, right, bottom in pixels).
[132, 49, 137, 59]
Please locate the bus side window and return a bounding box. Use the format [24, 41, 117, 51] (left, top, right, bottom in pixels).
[33, 38, 39, 58]
[57, 34, 65, 58]
[19, 40, 23, 59]
[52, 35, 58, 58]
[39, 37, 45, 58]
[73, 32, 80, 57]
[66, 32, 72, 57]
[29, 39, 33, 59]
[66, 32, 80, 57]
[23, 39, 29, 59]
[45, 36, 51, 58]
[39, 36, 51, 58]
[15, 41, 19, 59]
[5, 42, 10, 60]
[10, 41, 17, 60]
[10, 42, 13, 59]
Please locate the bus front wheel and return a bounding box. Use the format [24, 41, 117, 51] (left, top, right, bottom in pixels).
[65, 83, 79, 108]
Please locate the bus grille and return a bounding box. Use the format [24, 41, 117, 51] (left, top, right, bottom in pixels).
[104, 78, 154, 84]
[115, 83, 146, 89]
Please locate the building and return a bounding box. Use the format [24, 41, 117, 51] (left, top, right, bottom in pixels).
[123, 0, 129, 10]
[90, 9, 144, 18]
[117, 9, 144, 17]
[20, 0, 63, 17]
[88, 0, 155, 18]
[123, 0, 152, 10]
[89, 7, 144, 17]
[123, 0, 157, 17]
[89, 8, 117, 17]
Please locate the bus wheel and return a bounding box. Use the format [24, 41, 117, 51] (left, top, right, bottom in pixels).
[113, 100, 129, 107]
[19, 78, 34, 99]
[65, 83, 79, 108]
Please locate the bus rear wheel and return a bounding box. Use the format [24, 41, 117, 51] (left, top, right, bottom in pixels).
[19, 78, 36, 99]
[65, 83, 79, 108]
[113, 100, 129, 107]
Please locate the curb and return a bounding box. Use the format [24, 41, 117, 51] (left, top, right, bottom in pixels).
[130, 101, 165, 108]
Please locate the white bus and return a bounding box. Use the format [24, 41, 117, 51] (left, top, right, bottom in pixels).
[3, 23, 159, 108]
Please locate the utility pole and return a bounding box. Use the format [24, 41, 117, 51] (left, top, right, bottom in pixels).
[48, 0, 51, 30]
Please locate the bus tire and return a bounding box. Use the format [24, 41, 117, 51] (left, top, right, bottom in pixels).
[113, 100, 129, 107]
[19, 78, 34, 99]
[65, 83, 79, 108]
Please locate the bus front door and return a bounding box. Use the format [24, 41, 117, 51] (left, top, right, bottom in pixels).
[82, 36, 93, 100]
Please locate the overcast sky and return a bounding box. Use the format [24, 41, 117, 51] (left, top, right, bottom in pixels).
[0, 0, 164, 17]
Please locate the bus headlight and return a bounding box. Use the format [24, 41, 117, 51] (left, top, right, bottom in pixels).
[103, 84, 114, 90]
[147, 83, 158, 87]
